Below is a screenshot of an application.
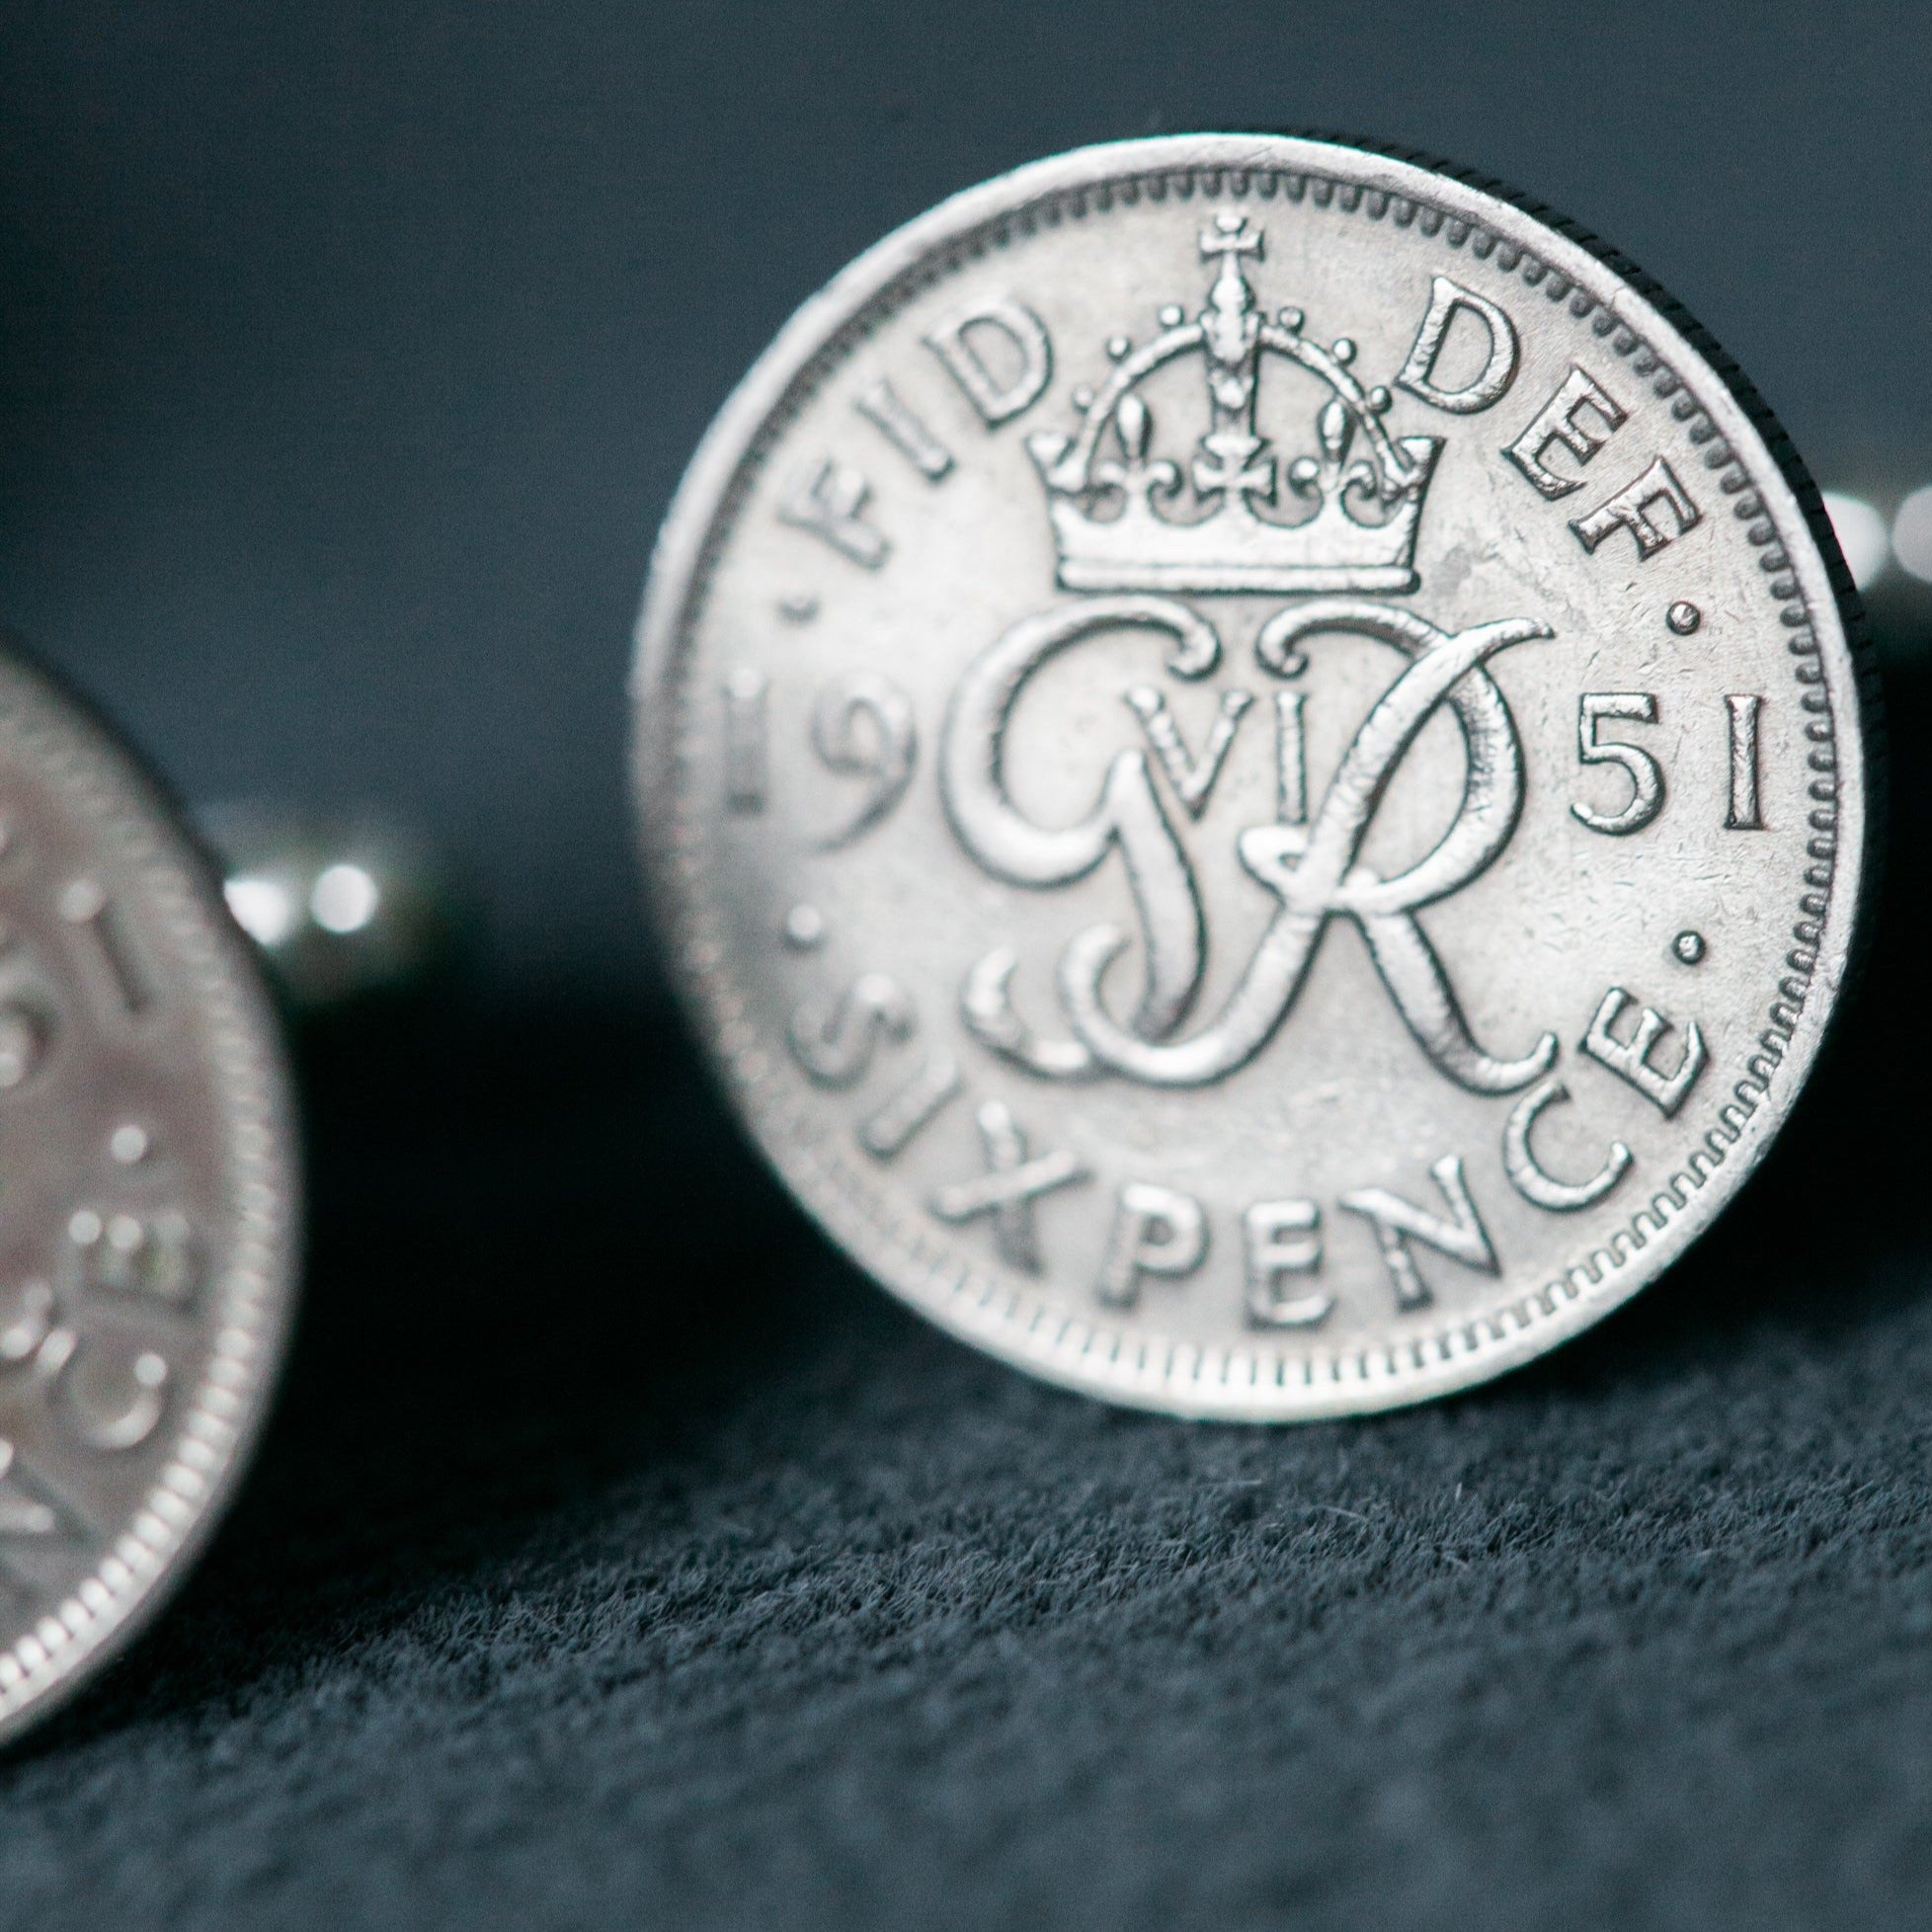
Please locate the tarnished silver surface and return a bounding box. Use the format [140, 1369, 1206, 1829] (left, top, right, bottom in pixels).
[634, 135, 1871, 1419]
[0, 649, 296, 1735]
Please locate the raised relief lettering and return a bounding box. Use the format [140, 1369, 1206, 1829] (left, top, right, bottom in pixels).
[786, 974, 913, 1087]
[928, 1100, 1087, 1273]
[1581, 987, 1707, 1116]
[924, 296, 1053, 427]
[1339, 1155, 1498, 1313]
[857, 1054, 962, 1160]
[0, 1439, 62, 1547]
[1094, 1183, 1207, 1309]
[1124, 684, 1251, 817]
[3, 1250, 171, 1456]
[0, 1280, 56, 1374]
[58, 1340, 168, 1452]
[811, 672, 918, 849]
[1572, 693, 1665, 836]
[1273, 689, 1308, 827]
[723, 669, 769, 813]
[1503, 364, 1628, 500]
[1570, 456, 1702, 561]
[1725, 694, 1764, 830]
[60, 880, 147, 1015]
[1243, 1199, 1328, 1328]
[947, 598, 1559, 1091]
[1502, 1078, 1634, 1212]
[0, 1002, 48, 1091]
[853, 378, 954, 481]
[1396, 276, 1520, 414]
[67, 1207, 197, 1305]
[778, 456, 890, 568]
[0, 1435, 83, 1587]
[943, 597, 1218, 1082]
[984, 601, 1560, 1093]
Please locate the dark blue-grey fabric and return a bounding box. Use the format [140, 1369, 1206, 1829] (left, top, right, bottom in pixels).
[8, 940, 1931, 1932]
[0, 3, 1930, 1925]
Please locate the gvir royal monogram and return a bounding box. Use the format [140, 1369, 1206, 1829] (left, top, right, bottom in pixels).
[636, 136, 1870, 1419]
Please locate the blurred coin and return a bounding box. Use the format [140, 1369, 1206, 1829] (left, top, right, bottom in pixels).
[0, 642, 296, 1735]
[633, 135, 1873, 1418]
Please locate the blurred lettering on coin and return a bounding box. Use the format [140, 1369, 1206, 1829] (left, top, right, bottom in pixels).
[0, 648, 296, 1731]
[635, 135, 1871, 1417]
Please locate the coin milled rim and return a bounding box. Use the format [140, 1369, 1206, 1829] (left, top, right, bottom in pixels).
[0, 648, 299, 1741]
[634, 133, 1872, 1419]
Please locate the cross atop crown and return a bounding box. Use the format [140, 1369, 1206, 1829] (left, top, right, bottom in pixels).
[1024, 211, 1443, 596]
[1200, 213, 1263, 337]
[1200, 211, 1263, 265]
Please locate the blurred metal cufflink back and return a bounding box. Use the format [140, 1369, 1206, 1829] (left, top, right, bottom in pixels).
[632, 133, 1873, 1419]
[201, 804, 466, 1016]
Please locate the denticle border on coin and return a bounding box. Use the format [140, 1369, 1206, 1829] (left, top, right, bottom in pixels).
[0, 648, 297, 1741]
[633, 134, 1872, 1419]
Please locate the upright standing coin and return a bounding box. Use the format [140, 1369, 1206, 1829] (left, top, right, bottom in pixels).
[0, 643, 296, 1735]
[634, 135, 1871, 1419]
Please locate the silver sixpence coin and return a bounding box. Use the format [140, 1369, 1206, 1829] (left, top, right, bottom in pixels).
[634, 135, 1871, 1419]
[0, 646, 296, 1735]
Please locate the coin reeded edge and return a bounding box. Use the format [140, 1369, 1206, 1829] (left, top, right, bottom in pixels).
[0, 651, 300, 1742]
[634, 133, 1871, 1420]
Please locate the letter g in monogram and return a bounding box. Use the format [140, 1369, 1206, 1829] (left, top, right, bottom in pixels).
[941, 595, 1218, 1081]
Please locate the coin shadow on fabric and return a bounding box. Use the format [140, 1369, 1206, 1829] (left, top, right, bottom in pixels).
[19, 642, 1924, 1753]
[10, 983, 902, 1754]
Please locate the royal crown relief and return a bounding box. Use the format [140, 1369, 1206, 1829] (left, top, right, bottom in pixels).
[741, 206, 1757, 1328]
